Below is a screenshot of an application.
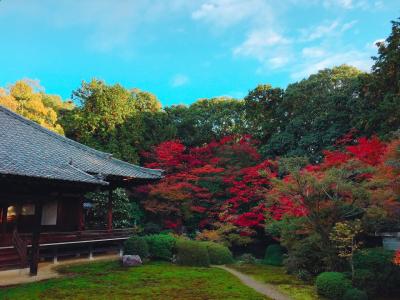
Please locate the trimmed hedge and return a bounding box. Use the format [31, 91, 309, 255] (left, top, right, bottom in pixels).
[237, 253, 257, 264]
[343, 288, 368, 300]
[264, 244, 284, 266]
[145, 234, 177, 261]
[123, 236, 149, 258]
[204, 242, 234, 265]
[315, 272, 352, 300]
[176, 239, 210, 267]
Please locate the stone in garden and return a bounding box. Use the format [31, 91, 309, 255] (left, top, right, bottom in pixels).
[122, 255, 142, 267]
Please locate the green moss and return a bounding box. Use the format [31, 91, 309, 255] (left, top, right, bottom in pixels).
[229, 263, 322, 300]
[0, 261, 269, 300]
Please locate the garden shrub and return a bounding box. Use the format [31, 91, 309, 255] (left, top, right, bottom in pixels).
[353, 248, 400, 296]
[315, 272, 352, 300]
[203, 242, 234, 265]
[284, 234, 328, 275]
[145, 234, 177, 260]
[123, 236, 149, 258]
[176, 239, 210, 267]
[295, 269, 312, 282]
[237, 253, 257, 264]
[264, 244, 284, 266]
[353, 269, 375, 295]
[343, 288, 368, 300]
[143, 222, 162, 234]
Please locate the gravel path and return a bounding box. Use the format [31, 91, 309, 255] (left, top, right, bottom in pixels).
[215, 265, 293, 300]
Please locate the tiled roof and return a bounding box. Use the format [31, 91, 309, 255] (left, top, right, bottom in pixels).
[0, 105, 163, 186]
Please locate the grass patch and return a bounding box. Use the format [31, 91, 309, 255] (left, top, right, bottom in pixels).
[0, 261, 269, 300]
[229, 263, 321, 300]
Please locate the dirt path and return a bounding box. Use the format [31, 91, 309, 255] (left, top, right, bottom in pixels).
[215, 265, 293, 300]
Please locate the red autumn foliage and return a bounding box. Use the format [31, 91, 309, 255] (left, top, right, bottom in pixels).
[137, 135, 282, 232]
[136, 134, 399, 245]
[394, 250, 400, 266]
[346, 136, 386, 166]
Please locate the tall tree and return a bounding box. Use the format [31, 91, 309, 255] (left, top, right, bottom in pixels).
[0, 80, 67, 134]
[262, 65, 362, 162]
[354, 18, 400, 136]
[165, 97, 246, 146]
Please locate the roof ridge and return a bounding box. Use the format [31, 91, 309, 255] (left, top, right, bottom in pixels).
[67, 163, 108, 185]
[0, 105, 112, 159]
[110, 157, 164, 176]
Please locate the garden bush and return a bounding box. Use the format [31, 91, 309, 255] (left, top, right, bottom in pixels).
[176, 239, 210, 267]
[237, 253, 257, 264]
[343, 288, 368, 300]
[123, 236, 149, 258]
[203, 242, 234, 265]
[353, 269, 375, 295]
[143, 222, 162, 234]
[353, 248, 400, 296]
[315, 272, 352, 299]
[264, 244, 284, 266]
[145, 234, 177, 260]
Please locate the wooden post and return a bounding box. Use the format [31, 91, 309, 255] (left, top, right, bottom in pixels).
[107, 189, 113, 232]
[77, 198, 84, 231]
[14, 203, 22, 232]
[1, 204, 7, 236]
[53, 247, 58, 264]
[30, 201, 43, 276]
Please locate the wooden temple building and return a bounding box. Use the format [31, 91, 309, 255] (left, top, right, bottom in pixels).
[0, 105, 162, 275]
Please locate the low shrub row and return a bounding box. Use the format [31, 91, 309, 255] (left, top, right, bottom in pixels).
[315, 248, 400, 300]
[123, 235, 233, 267]
[316, 272, 368, 300]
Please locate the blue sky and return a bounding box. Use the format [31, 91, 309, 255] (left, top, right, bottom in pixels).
[0, 0, 399, 106]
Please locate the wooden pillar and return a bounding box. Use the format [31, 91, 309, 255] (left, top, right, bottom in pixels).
[30, 201, 43, 276]
[107, 189, 113, 231]
[14, 203, 22, 232]
[77, 199, 84, 231]
[1, 204, 8, 236]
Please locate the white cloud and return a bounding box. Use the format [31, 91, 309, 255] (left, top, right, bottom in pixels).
[191, 0, 271, 28]
[171, 74, 189, 87]
[302, 47, 326, 58]
[234, 29, 290, 59]
[323, 0, 367, 9]
[300, 20, 339, 41]
[291, 50, 372, 80]
[233, 29, 291, 70]
[299, 19, 357, 42]
[341, 20, 358, 31]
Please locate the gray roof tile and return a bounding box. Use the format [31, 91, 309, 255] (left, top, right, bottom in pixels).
[0, 105, 163, 185]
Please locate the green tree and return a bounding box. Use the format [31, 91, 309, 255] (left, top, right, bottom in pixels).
[243, 84, 284, 144]
[85, 188, 144, 229]
[61, 79, 139, 161]
[166, 97, 246, 146]
[0, 80, 66, 134]
[131, 88, 162, 112]
[264, 65, 362, 162]
[353, 18, 400, 137]
[330, 220, 363, 281]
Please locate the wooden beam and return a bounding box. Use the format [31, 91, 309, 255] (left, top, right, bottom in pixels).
[30, 201, 43, 276]
[107, 189, 113, 231]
